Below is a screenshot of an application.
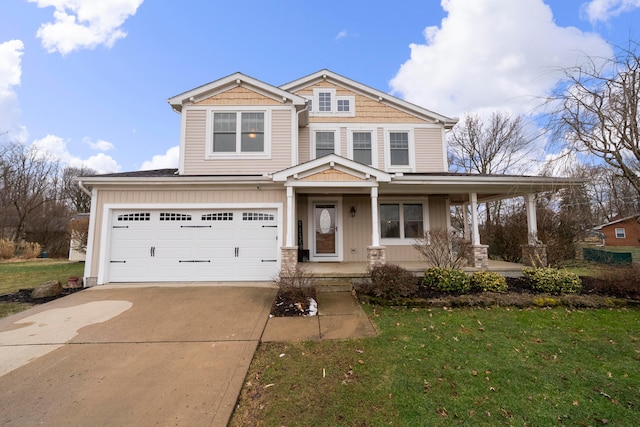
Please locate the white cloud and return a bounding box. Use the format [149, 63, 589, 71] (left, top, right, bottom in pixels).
[335, 30, 348, 41]
[581, 0, 640, 23]
[139, 146, 179, 170]
[83, 137, 114, 152]
[390, 0, 613, 118]
[31, 134, 121, 173]
[0, 40, 26, 141]
[28, 0, 144, 55]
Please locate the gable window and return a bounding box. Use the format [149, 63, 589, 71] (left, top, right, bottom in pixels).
[310, 88, 355, 117]
[212, 111, 265, 154]
[318, 92, 332, 112]
[380, 203, 424, 239]
[337, 98, 350, 112]
[352, 132, 372, 165]
[615, 228, 626, 238]
[315, 131, 335, 158]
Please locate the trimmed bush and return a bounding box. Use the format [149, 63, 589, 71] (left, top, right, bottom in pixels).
[471, 271, 508, 293]
[422, 267, 471, 294]
[369, 264, 419, 300]
[522, 267, 582, 295]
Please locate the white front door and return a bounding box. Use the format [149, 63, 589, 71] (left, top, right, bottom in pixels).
[310, 200, 342, 261]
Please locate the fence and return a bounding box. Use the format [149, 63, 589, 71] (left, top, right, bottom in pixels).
[583, 247, 633, 265]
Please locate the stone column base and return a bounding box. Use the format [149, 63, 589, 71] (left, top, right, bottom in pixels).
[468, 245, 489, 269]
[521, 244, 547, 267]
[367, 246, 387, 270]
[280, 246, 299, 276]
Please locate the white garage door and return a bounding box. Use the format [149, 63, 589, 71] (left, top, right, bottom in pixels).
[107, 209, 279, 282]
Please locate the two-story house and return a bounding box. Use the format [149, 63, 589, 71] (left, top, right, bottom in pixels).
[78, 70, 579, 286]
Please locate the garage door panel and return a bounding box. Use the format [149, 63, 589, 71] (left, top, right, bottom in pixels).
[108, 208, 279, 282]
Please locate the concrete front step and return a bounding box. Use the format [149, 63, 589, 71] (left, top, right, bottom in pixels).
[315, 279, 354, 293]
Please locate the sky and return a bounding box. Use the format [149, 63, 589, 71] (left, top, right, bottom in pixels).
[1, 0, 640, 174]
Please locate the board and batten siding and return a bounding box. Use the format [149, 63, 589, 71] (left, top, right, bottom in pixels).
[182, 108, 294, 175]
[87, 186, 287, 279]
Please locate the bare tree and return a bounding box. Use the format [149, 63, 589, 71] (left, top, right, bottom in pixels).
[61, 166, 96, 212]
[548, 42, 640, 198]
[448, 111, 538, 175]
[0, 142, 59, 241]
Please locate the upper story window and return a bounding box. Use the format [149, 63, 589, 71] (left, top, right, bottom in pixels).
[213, 112, 264, 153]
[384, 129, 415, 172]
[209, 110, 269, 158]
[348, 130, 375, 166]
[315, 131, 335, 158]
[615, 227, 626, 238]
[309, 88, 355, 117]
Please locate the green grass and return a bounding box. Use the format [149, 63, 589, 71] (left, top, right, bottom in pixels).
[0, 259, 85, 318]
[231, 305, 640, 426]
[0, 259, 85, 295]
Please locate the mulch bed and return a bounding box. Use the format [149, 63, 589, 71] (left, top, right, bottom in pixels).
[271, 288, 318, 317]
[0, 288, 84, 305]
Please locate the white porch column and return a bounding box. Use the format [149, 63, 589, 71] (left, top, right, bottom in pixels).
[462, 203, 470, 241]
[286, 186, 295, 247]
[370, 186, 380, 246]
[525, 192, 538, 244]
[469, 193, 481, 245]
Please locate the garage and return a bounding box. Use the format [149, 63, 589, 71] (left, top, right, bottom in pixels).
[107, 209, 279, 282]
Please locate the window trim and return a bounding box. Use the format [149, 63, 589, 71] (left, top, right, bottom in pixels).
[205, 108, 271, 159]
[310, 125, 341, 159]
[384, 128, 415, 172]
[347, 128, 378, 168]
[379, 199, 429, 245]
[309, 88, 355, 117]
[614, 227, 626, 238]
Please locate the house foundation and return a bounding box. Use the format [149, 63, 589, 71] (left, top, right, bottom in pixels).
[468, 245, 489, 268]
[367, 246, 386, 270]
[521, 244, 547, 267]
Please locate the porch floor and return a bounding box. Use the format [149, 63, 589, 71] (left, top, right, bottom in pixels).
[302, 260, 525, 278]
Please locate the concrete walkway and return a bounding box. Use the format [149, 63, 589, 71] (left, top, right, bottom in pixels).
[0, 286, 376, 426]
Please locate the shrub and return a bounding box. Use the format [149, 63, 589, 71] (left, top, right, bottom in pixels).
[0, 239, 16, 259]
[522, 267, 582, 295]
[368, 264, 419, 300]
[422, 267, 471, 294]
[274, 265, 317, 300]
[471, 271, 508, 293]
[413, 228, 470, 269]
[22, 241, 42, 259]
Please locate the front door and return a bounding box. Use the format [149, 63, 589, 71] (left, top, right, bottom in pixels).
[312, 201, 341, 260]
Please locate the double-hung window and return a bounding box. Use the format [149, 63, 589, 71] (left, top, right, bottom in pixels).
[615, 228, 626, 238]
[212, 111, 265, 154]
[352, 132, 372, 165]
[318, 92, 332, 112]
[315, 131, 335, 158]
[389, 132, 409, 166]
[380, 203, 424, 240]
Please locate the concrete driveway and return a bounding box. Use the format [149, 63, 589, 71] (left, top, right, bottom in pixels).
[0, 285, 276, 427]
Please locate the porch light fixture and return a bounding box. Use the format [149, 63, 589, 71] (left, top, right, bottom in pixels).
[350, 206, 356, 217]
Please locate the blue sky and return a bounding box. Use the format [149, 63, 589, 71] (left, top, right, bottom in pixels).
[1, 0, 639, 173]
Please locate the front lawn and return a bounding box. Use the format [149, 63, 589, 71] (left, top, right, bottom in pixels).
[231, 305, 640, 426]
[0, 260, 85, 318]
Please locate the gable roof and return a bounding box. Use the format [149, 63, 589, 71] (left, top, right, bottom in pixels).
[593, 214, 640, 230]
[271, 154, 391, 183]
[167, 72, 308, 113]
[280, 69, 458, 128]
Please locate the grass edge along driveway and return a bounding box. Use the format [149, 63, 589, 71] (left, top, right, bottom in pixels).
[231, 305, 640, 426]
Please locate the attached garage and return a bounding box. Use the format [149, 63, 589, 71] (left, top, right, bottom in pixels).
[104, 208, 280, 283]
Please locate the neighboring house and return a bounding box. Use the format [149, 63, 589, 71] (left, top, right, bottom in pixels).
[593, 215, 640, 247]
[78, 70, 581, 286]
